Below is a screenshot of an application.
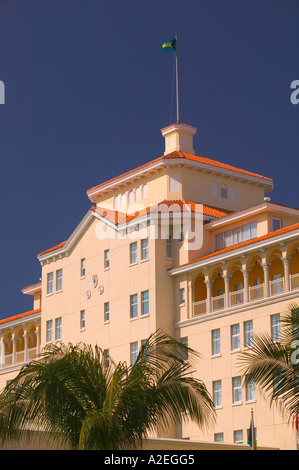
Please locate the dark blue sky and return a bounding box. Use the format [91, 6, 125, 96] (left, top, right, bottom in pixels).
[0, 0, 298, 319]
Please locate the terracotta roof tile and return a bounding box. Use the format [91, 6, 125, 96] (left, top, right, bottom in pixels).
[37, 241, 67, 257]
[87, 151, 273, 195]
[171, 222, 299, 271]
[0, 309, 41, 326]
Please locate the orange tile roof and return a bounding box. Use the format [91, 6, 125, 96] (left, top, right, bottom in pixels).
[171, 222, 299, 271]
[38, 240, 67, 257]
[38, 200, 230, 258]
[87, 151, 273, 194]
[0, 309, 41, 326]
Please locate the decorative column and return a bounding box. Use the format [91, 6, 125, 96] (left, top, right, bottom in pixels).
[187, 275, 194, 319]
[36, 327, 41, 357]
[12, 334, 16, 365]
[204, 277, 212, 314]
[242, 267, 249, 303]
[262, 261, 270, 298]
[223, 272, 230, 309]
[282, 256, 290, 292]
[0, 337, 5, 367]
[24, 331, 29, 363]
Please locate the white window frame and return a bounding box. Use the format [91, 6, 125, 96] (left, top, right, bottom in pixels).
[104, 249, 110, 269]
[212, 329, 221, 356]
[80, 310, 85, 330]
[130, 294, 138, 319]
[130, 341, 138, 365]
[213, 380, 222, 408]
[232, 376, 242, 404]
[46, 320, 53, 343]
[141, 290, 149, 316]
[130, 242, 138, 265]
[141, 238, 149, 261]
[47, 272, 54, 295]
[244, 320, 254, 348]
[55, 317, 62, 341]
[80, 258, 86, 278]
[231, 324, 240, 351]
[104, 302, 110, 323]
[56, 269, 63, 292]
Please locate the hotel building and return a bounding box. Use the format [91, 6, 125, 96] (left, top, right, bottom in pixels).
[0, 121, 298, 449]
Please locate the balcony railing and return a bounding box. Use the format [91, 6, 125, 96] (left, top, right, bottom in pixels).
[193, 299, 207, 316]
[230, 289, 244, 306]
[192, 272, 299, 318]
[249, 283, 264, 301]
[290, 273, 299, 291]
[0, 347, 38, 369]
[269, 278, 284, 296]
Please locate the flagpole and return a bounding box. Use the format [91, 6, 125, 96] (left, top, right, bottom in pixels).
[175, 31, 180, 123]
[251, 408, 255, 450]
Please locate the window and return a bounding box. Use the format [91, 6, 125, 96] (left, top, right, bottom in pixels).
[271, 314, 281, 341]
[244, 320, 254, 348]
[55, 317, 62, 341]
[212, 182, 219, 197]
[80, 310, 85, 330]
[104, 249, 110, 269]
[214, 433, 224, 443]
[245, 375, 256, 401]
[231, 324, 240, 351]
[141, 238, 149, 260]
[220, 184, 228, 198]
[234, 430, 243, 444]
[130, 342, 138, 365]
[230, 186, 237, 201]
[232, 376, 242, 404]
[47, 272, 54, 295]
[142, 184, 148, 199]
[179, 288, 185, 306]
[213, 380, 222, 407]
[166, 235, 173, 258]
[215, 221, 257, 250]
[141, 290, 149, 316]
[272, 218, 281, 231]
[130, 294, 138, 319]
[121, 193, 126, 209]
[104, 302, 110, 322]
[180, 337, 188, 361]
[212, 329, 221, 356]
[80, 258, 86, 278]
[56, 269, 63, 292]
[128, 190, 135, 205]
[130, 242, 138, 264]
[46, 320, 53, 342]
[141, 339, 149, 363]
[103, 349, 109, 369]
[169, 173, 179, 192]
[136, 186, 141, 202]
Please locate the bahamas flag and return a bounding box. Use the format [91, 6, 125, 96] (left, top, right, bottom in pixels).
[248, 415, 257, 449]
[162, 38, 176, 52]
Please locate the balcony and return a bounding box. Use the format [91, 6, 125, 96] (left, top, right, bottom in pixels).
[191, 245, 299, 318]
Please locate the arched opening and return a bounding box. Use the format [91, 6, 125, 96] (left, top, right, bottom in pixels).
[289, 244, 299, 290]
[193, 274, 207, 316]
[229, 265, 244, 306]
[268, 252, 284, 296]
[211, 270, 225, 311]
[248, 256, 264, 301]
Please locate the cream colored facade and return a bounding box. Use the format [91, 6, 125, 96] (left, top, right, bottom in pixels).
[0, 122, 298, 450]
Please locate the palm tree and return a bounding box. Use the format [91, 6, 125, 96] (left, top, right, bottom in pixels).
[0, 330, 215, 450]
[239, 303, 299, 424]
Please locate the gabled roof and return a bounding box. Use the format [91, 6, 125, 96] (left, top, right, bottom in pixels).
[86, 151, 273, 202]
[37, 200, 231, 259]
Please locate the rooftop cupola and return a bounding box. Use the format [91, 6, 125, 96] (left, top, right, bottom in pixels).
[161, 122, 197, 155]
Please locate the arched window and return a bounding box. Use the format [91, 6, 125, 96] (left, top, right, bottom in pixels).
[230, 186, 237, 201]
[169, 173, 179, 192]
[128, 190, 135, 205]
[121, 193, 127, 209]
[142, 183, 148, 199]
[113, 196, 118, 211]
[220, 184, 228, 199]
[136, 186, 141, 202]
[212, 182, 219, 197]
